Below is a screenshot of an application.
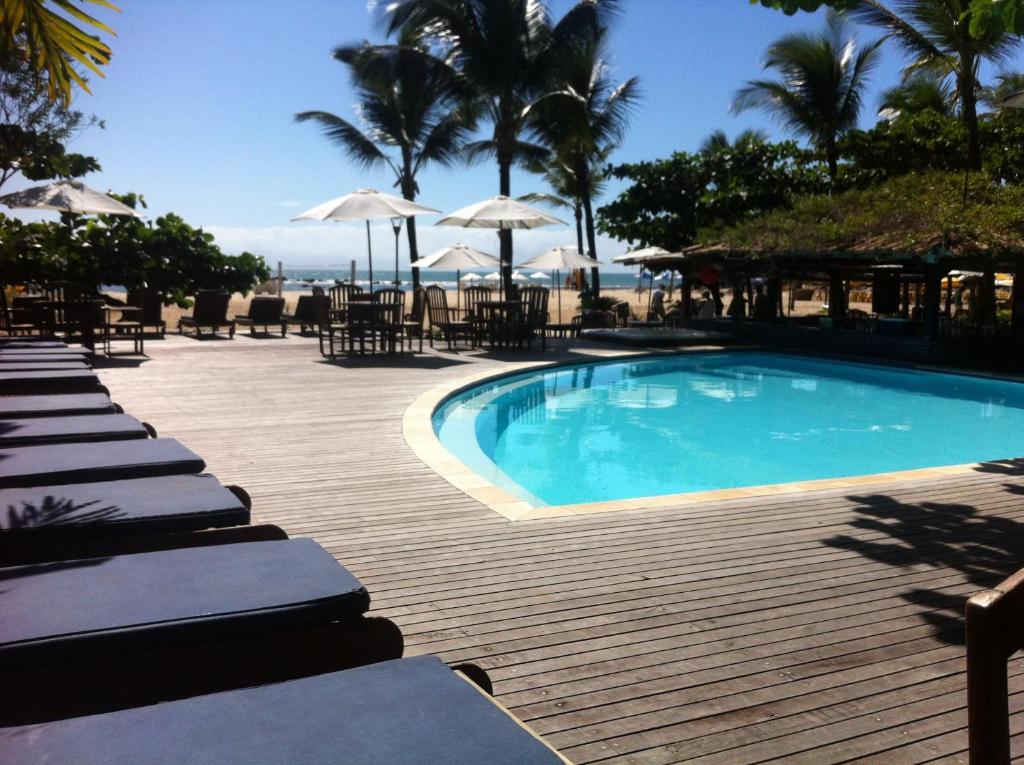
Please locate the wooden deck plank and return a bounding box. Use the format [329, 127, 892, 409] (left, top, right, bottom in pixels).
[94, 335, 1024, 764]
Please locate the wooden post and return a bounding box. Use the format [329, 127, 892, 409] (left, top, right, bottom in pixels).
[923, 268, 942, 338]
[1012, 270, 1024, 333]
[828, 271, 847, 319]
[680, 274, 691, 324]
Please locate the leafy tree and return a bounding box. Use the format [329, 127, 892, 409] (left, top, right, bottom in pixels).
[751, 0, 1024, 37]
[848, 1, 1022, 171]
[0, 37, 100, 190]
[529, 23, 638, 293]
[877, 72, 956, 119]
[0, 194, 270, 304]
[1, 0, 119, 103]
[597, 140, 828, 250]
[700, 128, 769, 153]
[296, 34, 473, 288]
[385, 0, 613, 295]
[733, 11, 883, 182]
[980, 70, 1024, 109]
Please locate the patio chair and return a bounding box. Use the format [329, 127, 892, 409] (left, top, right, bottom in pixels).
[0, 537, 404, 725]
[178, 290, 234, 338]
[1, 656, 570, 764]
[0, 288, 45, 336]
[402, 287, 427, 352]
[0, 437, 206, 489]
[0, 413, 153, 448]
[463, 285, 492, 318]
[966, 566, 1024, 765]
[283, 294, 330, 335]
[518, 286, 550, 350]
[328, 282, 363, 322]
[374, 288, 405, 354]
[0, 474, 253, 565]
[424, 285, 476, 350]
[125, 287, 167, 336]
[234, 296, 287, 337]
[0, 392, 118, 418]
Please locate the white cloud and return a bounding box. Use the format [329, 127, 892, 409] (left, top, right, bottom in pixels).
[203, 221, 632, 271]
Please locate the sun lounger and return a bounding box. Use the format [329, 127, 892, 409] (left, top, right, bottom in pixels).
[0, 392, 118, 418]
[0, 474, 251, 565]
[0, 368, 104, 394]
[0, 538, 403, 724]
[0, 347, 91, 359]
[178, 290, 235, 339]
[0, 338, 69, 347]
[0, 360, 90, 371]
[0, 656, 570, 764]
[0, 413, 153, 447]
[235, 296, 287, 336]
[283, 294, 330, 334]
[0, 438, 205, 488]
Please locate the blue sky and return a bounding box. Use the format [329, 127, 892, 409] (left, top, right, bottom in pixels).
[8, 1, 1021, 271]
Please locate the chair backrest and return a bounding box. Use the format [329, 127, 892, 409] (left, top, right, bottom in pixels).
[0, 287, 10, 333]
[247, 296, 285, 322]
[408, 288, 426, 325]
[311, 285, 325, 296]
[463, 286, 492, 317]
[126, 287, 164, 326]
[329, 283, 362, 311]
[293, 294, 329, 323]
[374, 288, 405, 309]
[424, 285, 451, 327]
[519, 286, 549, 326]
[193, 291, 230, 323]
[966, 566, 1024, 764]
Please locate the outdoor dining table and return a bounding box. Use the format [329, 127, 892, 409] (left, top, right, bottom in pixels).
[474, 300, 524, 349]
[344, 301, 403, 355]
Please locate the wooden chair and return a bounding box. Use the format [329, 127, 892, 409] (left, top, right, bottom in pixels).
[374, 289, 405, 354]
[462, 285, 492, 318]
[966, 566, 1024, 764]
[402, 288, 427, 353]
[328, 283, 363, 322]
[0, 288, 44, 336]
[178, 291, 235, 339]
[125, 288, 166, 336]
[518, 286, 549, 350]
[424, 285, 475, 351]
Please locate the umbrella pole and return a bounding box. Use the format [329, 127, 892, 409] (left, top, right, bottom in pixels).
[556, 269, 561, 323]
[457, 269, 461, 313]
[365, 219, 374, 294]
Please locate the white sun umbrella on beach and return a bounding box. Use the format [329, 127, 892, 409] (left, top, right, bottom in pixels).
[413, 243, 499, 309]
[0, 180, 142, 218]
[437, 195, 565, 297]
[292, 188, 439, 292]
[520, 245, 603, 324]
[511, 270, 530, 283]
[529, 271, 548, 280]
[460, 272, 483, 282]
[1002, 89, 1024, 109]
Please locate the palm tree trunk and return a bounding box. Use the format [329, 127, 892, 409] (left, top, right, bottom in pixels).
[499, 159, 513, 297]
[574, 204, 584, 254]
[959, 59, 982, 171]
[581, 190, 600, 296]
[825, 136, 838, 186]
[400, 167, 420, 289]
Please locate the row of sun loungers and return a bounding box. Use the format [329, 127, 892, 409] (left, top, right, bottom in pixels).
[0, 336, 571, 763]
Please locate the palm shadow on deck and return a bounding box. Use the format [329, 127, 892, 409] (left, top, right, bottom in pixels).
[823, 460, 1024, 646]
[317, 354, 473, 370]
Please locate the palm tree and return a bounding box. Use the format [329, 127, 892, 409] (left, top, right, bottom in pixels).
[700, 128, 769, 153]
[385, 0, 613, 295]
[733, 11, 883, 183]
[980, 70, 1024, 110]
[878, 72, 956, 119]
[529, 26, 639, 294]
[849, 0, 1022, 170]
[296, 37, 473, 288]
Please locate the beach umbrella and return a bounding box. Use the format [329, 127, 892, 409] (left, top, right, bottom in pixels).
[293, 188, 439, 292]
[460, 272, 483, 282]
[483, 272, 501, 284]
[528, 271, 548, 281]
[0, 180, 142, 218]
[520, 245, 602, 324]
[511, 270, 530, 283]
[437, 195, 565, 296]
[413, 243, 499, 308]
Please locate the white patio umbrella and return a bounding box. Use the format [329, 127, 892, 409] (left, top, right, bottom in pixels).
[483, 272, 501, 282]
[511, 270, 530, 283]
[460, 272, 483, 282]
[519, 245, 603, 324]
[413, 243, 499, 309]
[437, 195, 565, 296]
[0, 180, 142, 218]
[528, 271, 548, 281]
[293, 188, 439, 292]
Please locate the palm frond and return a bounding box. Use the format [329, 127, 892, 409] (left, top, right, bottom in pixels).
[294, 111, 390, 170]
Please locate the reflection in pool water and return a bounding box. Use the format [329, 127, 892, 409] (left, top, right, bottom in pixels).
[433, 352, 1024, 506]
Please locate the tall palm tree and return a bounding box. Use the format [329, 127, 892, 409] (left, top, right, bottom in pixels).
[878, 72, 956, 118]
[733, 11, 883, 183]
[385, 0, 613, 295]
[296, 37, 473, 287]
[980, 70, 1024, 110]
[849, 0, 1022, 170]
[700, 128, 769, 153]
[529, 26, 639, 294]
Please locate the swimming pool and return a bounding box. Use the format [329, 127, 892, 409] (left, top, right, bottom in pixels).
[432, 352, 1024, 507]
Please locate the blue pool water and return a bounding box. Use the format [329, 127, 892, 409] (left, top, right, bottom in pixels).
[433, 352, 1024, 506]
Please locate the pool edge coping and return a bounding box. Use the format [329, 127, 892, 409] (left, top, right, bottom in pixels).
[402, 348, 994, 522]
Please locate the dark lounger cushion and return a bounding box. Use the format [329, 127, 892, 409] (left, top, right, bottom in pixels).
[0, 393, 116, 418]
[0, 538, 369, 670]
[0, 656, 568, 765]
[0, 361, 89, 372]
[0, 474, 249, 541]
[0, 369, 100, 394]
[0, 355, 90, 365]
[0, 414, 148, 446]
[0, 438, 205, 488]
[0, 347, 89, 357]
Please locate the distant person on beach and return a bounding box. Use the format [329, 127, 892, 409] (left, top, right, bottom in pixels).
[697, 290, 715, 319]
[650, 283, 667, 320]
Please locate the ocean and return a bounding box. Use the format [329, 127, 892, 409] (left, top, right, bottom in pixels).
[280, 267, 644, 291]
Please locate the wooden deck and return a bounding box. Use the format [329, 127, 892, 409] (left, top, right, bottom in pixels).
[95, 333, 1024, 764]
